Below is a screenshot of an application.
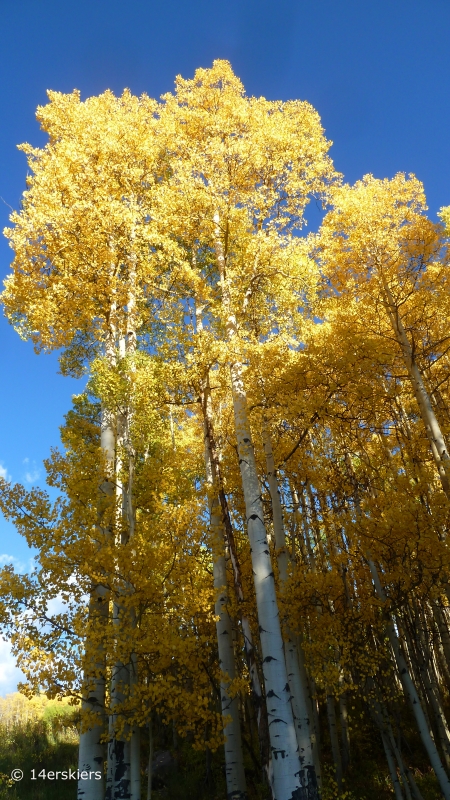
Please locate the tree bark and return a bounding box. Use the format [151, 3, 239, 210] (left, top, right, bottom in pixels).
[380, 728, 405, 800]
[262, 423, 320, 797]
[77, 585, 108, 800]
[125, 264, 140, 800]
[367, 557, 450, 799]
[205, 407, 248, 800]
[401, 606, 450, 770]
[146, 717, 153, 800]
[326, 694, 342, 791]
[432, 600, 450, 682]
[366, 685, 425, 800]
[338, 690, 350, 775]
[129, 654, 141, 800]
[108, 265, 141, 800]
[77, 398, 114, 800]
[381, 275, 450, 496]
[197, 315, 272, 789]
[215, 213, 307, 800]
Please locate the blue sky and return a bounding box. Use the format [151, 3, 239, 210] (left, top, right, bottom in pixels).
[0, 0, 449, 691]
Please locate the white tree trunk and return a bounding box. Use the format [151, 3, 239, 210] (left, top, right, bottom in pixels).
[326, 694, 342, 791]
[345, 447, 450, 795]
[262, 424, 320, 797]
[230, 375, 301, 799]
[402, 607, 450, 770]
[107, 614, 132, 799]
[125, 266, 140, 800]
[108, 733, 131, 800]
[129, 653, 141, 800]
[338, 689, 350, 774]
[431, 600, 450, 678]
[213, 528, 248, 800]
[368, 557, 450, 799]
[77, 591, 108, 800]
[106, 713, 116, 800]
[108, 265, 141, 800]
[291, 486, 322, 782]
[367, 687, 424, 800]
[197, 305, 272, 787]
[77, 400, 115, 800]
[380, 729, 405, 800]
[296, 636, 322, 782]
[204, 385, 248, 800]
[215, 214, 305, 800]
[107, 350, 133, 800]
[198, 378, 272, 787]
[381, 275, 450, 495]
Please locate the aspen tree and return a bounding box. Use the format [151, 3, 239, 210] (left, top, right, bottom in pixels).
[367, 556, 450, 797]
[319, 174, 450, 496]
[261, 422, 320, 787]
[6, 60, 450, 798]
[189, 292, 248, 797]
[1, 89, 169, 800]
[159, 59, 337, 800]
[204, 386, 248, 800]
[77, 394, 114, 799]
[341, 428, 449, 791]
[260, 296, 450, 796]
[0, 374, 228, 774]
[198, 366, 272, 786]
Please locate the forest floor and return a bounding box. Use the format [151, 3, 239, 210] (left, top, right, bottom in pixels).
[0, 693, 444, 799]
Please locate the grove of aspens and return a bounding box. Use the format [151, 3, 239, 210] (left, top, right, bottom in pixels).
[1, 60, 450, 800]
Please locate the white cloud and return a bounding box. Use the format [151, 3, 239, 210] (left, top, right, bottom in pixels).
[22, 458, 40, 485]
[46, 594, 68, 616]
[0, 637, 26, 696]
[45, 575, 87, 615]
[0, 462, 10, 481]
[0, 554, 28, 573]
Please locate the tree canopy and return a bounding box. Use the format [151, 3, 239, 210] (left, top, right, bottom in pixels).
[1, 60, 450, 800]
